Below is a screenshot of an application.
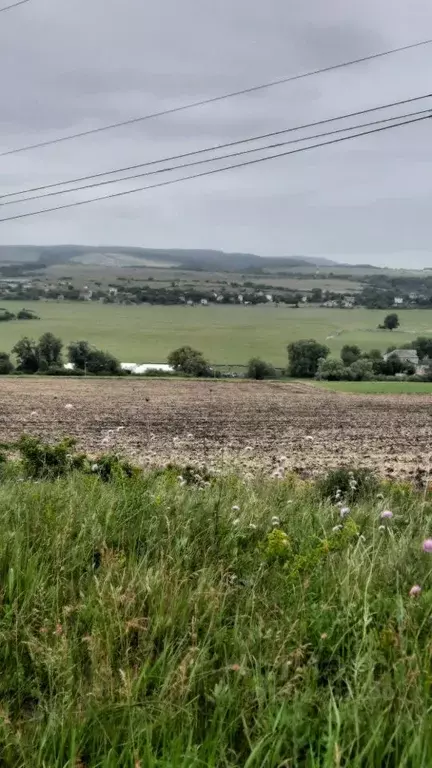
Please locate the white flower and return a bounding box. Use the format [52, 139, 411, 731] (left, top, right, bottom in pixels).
[271, 516, 281, 527]
[91, 463, 99, 472]
[340, 507, 350, 518]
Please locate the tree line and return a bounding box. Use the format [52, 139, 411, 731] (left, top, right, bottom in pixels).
[0, 334, 121, 375]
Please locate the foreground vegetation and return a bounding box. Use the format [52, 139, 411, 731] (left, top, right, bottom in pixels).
[0, 442, 432, 764]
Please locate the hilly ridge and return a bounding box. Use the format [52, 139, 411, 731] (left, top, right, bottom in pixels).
[0, 245, 342, 271]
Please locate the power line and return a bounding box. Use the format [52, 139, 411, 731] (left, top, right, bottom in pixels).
[2, 92, 431, 201]
[1, 37, 432, 157]
[2, 107, 430, 207]
[0, 112, 429, 224]
[0, 0, 31, 13]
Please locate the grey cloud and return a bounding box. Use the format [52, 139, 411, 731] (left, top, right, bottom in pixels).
[0, 0, 431, 265]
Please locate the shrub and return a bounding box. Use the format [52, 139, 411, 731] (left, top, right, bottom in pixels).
[316, 357, 347, 381]
[17, 308, 39, 320]
[246, 357, 276, 380]
[0, 352, 14, 374]
[17, 436, 87, 479]
[91, 454, 137, 482]
[348, 359, 374, 381]
[318, 467, 378, 503]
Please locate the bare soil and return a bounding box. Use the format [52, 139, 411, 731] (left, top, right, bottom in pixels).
[0, 378, 431, 479]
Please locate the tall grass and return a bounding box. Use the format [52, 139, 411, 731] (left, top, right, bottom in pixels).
[0, 465, 432, 766]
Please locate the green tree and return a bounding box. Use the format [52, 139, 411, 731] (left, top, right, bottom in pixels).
[167, 346, 210, 377]
[412, 336, 432, 360]
[0, 352, 13, 374]
[12, 337, 39, 373]
[340, 344, 361, 366]
[68, 341, 120, 374]
[348, 359, 374, 381]
[383, 313, 400, 330]
[68, 341, 92, 370]
[37, 332, 63, 369]
[316, 357, 346, 381]
[247, 358, 276, 380]
[287, 339, 329, 378]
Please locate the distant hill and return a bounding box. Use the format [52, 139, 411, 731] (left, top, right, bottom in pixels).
[0, 245, 344, 272]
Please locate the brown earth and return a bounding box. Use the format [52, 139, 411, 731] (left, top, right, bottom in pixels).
[0, 378, 431, 479]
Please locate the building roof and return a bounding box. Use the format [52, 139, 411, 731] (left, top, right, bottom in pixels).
[383, 349, 419, 363]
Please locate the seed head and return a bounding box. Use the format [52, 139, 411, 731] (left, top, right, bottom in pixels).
[409, 584, 422, 597]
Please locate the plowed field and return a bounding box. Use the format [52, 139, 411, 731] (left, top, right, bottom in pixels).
[0, 378, 431, 479]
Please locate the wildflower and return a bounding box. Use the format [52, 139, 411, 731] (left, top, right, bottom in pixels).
[423, 539, 432, 553]
[320, 633, 328, 640]
[409, 584, 422, 597]
[332, 525, 343, 532]
[271, 515, 281, 527]
[232, 505, 240, 512]
[340, 507, 350, 518]
[380, 510, 393, 519]
[230, 664, 241, 672]
[91, 463, 99, 473]
[54, 623, 63, 636]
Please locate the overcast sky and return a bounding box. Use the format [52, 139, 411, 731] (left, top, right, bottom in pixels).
[0, 0, 432, 267]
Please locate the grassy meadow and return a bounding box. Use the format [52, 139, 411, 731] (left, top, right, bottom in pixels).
[2, 302, 432, 366]
[313, 381, 432, 394]
[1, 456, 432, 765]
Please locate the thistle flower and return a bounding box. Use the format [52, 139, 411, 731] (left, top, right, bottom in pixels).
[409, 584, 422, 597]
[423, 539, 432, 553]
[380, 510, 393, 520]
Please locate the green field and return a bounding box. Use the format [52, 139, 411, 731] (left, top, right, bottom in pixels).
[2, 302, 432, 365]
[313, 380, 432, 394]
